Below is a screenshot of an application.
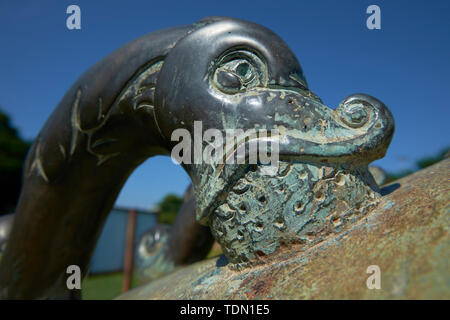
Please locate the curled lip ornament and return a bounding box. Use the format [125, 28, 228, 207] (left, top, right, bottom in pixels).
[338, 101, 369, 128]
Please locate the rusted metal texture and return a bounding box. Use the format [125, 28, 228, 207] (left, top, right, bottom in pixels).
[118, 159, 449, 299]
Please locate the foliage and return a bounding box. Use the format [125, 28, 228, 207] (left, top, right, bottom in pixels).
[416, 147, 449, 169]
[155, 193, 183, 225]
[81, 272, 142, 300]
[386, 146, 449, 183]
[0, 110, 31, 215]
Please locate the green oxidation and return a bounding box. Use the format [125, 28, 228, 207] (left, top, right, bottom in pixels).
[209, 161, 380, 268]
[193, 85, 393, 232]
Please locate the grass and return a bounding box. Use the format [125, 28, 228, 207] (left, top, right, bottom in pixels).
[81, 243, 223, 300]
[81, 272, 142, 300]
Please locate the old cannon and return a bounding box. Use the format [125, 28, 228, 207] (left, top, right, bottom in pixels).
[0, 17, 448, 299]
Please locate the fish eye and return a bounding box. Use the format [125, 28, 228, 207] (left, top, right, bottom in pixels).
[215, 69, 242, 92]
[235, 62, 251, 79]
[211, 50, 267, 94]
[214, 59, 258, 93]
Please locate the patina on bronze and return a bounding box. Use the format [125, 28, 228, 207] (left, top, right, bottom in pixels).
[0, 17, 395, 299]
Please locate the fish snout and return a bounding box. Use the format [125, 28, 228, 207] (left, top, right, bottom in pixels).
[337, 94, 394, 131]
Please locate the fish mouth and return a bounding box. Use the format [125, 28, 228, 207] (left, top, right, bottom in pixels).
[193, 91, 394, 225]
[271, 92, 394, 163]
[217, 92, 394, 170]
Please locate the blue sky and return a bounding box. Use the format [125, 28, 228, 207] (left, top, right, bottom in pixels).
[0, 0, 449, 210]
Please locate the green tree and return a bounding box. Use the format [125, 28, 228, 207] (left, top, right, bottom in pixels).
[0, 110, 31, 215]
[155, 194, 183, 225]
[416, 147, 449, 169]
[386, 146, 449, 183]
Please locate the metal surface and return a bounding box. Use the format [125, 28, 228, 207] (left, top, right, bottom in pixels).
[0, 17, 395, 299]
[118, 159, 450, 299]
